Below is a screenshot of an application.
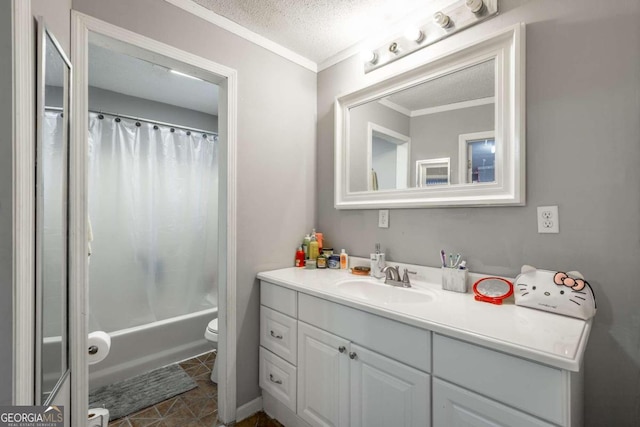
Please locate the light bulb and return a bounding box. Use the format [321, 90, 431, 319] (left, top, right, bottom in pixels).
[404, 27, 424, 43]
[362, 50, 378, 64]
[466, 0, 484, 13]
[434, 11, 451, 28]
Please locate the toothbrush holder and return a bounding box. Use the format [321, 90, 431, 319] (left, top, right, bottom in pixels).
[441, 267, 468, 293]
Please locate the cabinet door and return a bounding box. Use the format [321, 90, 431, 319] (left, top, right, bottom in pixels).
[297, 322, 350, 427]
[433, 378, 555, 427]
[350, 344, 430, 427]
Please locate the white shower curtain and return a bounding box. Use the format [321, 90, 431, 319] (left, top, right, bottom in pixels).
[86, 112, 218, 333]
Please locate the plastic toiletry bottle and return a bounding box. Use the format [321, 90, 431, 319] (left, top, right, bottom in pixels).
[308, 234, 320, 260]
[295, 246, 305, 267]
[316, 232, 324, 251]
[302, 234, 311, 259]
[340, 249, 349, 270]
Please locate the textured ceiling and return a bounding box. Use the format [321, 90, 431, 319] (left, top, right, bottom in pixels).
[385, 59, 495, 111]
[192, 0, 444, 63]
[88, 44, 219, 115]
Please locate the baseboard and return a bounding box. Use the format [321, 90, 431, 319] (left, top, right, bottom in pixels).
[263, 392, 312, 427]
[236, 395, 263, 422]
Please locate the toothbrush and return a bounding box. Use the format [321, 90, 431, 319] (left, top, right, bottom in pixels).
[449, 254, 453, 268]
[453, 253, 461, 268]
[440, 250, 446, 267]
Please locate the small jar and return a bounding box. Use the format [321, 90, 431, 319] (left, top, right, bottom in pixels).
[322, 247, 333, 258]
[317, 254, 327, 269]
[328, 254, 340, 269]
[305, 259, 317, 269]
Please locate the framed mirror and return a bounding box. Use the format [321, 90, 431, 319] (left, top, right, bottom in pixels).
[35, 18, 72, 404]
[335, 24, 525, 209]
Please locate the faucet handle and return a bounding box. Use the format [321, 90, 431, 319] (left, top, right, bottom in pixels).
[402, 268, 417, 284]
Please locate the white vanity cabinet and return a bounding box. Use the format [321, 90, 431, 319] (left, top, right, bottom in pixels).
[297, 321, 430, 427]
[258, 271, 587, 427]
[260, 280, 432, 427]
[431, 334, 582, 427]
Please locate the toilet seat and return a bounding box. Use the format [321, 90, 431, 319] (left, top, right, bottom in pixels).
[204, 318, 218, 342]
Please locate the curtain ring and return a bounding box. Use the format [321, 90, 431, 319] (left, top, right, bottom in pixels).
[153, 125, 159, 130]
[115, 117, 121, 123]
[98, 114, 104, 120]
[135, 122, 141, 127]
[186, 131, 191, 136]
[170, 128, 175, 133]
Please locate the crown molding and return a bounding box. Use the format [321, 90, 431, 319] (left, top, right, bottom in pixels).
[163, 0, 317, 72]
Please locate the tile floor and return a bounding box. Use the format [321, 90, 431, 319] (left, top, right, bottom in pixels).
[107, 351, 282, 427]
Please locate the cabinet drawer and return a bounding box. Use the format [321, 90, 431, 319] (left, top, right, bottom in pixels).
[260, 306, 297, 364]
[433, 334, 566, 425]
[261, 281, 297, 317]
[433, 378, 555, 427]
[260, 347, 297, 413]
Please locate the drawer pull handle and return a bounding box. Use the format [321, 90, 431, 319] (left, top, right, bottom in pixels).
[349, 352, 357, 360]
[270, 330, 283, 339]
[338, 346, 346, 353]
[269, 374, 283, 385]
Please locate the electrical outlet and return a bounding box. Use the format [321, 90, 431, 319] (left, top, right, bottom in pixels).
[537, 206, 559, 233]
[378, 210, 389, 228]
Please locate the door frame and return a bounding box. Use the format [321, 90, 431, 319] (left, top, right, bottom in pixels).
[13, 0, 36, 406]
[70, 11, 238, 424]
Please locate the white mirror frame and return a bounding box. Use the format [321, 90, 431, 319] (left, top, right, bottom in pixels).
[334, 23, 525, 209]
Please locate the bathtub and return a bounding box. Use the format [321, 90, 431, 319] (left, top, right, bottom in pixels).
[89, 307, 217, 390]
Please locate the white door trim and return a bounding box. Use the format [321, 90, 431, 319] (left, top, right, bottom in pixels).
[12, 0, 35, 406]
[71, 11, 238, 424]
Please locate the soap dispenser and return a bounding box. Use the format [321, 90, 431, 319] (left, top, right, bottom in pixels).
[370, 243, 386, 278]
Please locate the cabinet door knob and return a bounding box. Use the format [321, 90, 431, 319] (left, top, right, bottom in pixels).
[269, 374, 283, 385]
[270, 330, 283, 339]
[349, 352, 357, 360]
[338, 346, 346, 353]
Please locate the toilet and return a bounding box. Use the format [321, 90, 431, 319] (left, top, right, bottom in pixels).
[204, 318, 219, 383]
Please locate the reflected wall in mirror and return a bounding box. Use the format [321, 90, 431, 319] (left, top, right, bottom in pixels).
[350, 59, 494, 192]
[36, 20, 71, 404]
[335, 24, 525, 208]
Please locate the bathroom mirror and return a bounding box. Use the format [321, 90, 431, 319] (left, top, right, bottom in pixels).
[335, 24, 525, 208]
[35, 19, 72, 404]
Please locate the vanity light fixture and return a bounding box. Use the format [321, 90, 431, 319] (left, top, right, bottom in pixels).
[364, 0, 499, 73]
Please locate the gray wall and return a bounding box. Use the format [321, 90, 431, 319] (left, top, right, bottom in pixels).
[0, 0, 13, 406]
[317, 0, 640, 425]
[47, 85, 219, 132]
[72, 0, 317, 409]
[410, 104, 493, 184]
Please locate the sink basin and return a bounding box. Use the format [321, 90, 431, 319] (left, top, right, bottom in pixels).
[334, 279, 435, 305]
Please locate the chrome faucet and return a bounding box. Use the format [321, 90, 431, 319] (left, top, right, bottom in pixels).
[381, 266, 416, 288]
[382, 265, 401, 282]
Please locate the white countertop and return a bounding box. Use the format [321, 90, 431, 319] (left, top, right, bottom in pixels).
[257, 261, 592, 372]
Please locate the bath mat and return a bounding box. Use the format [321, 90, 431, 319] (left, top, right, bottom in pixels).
[88, 364, 197, 420]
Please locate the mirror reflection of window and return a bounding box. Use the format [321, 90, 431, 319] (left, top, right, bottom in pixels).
[458, 131, 495, 184]
[468, 138, 495, 183]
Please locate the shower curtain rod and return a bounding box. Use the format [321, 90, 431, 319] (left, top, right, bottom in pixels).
[45, 106, 218, 137]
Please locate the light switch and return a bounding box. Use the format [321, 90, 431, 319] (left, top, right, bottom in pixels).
[378, 210, 389, 228]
